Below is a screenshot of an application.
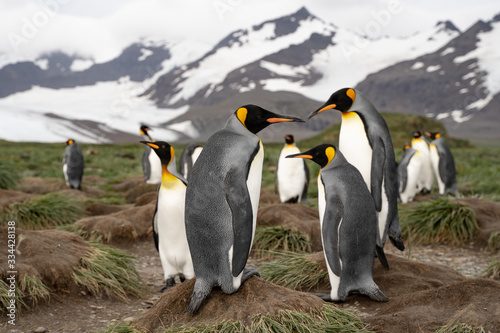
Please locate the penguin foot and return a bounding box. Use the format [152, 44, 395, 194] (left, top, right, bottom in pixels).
[187, 279, 212, 314]
[241, 267, 260, 283]
[362, 287, 388, 302]
[308, 292, 334, 302]
[159, 277, 176, 293]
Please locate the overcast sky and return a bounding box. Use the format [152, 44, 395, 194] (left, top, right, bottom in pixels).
[1, 0, 499, 63]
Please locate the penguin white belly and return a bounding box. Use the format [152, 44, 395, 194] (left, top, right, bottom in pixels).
[63, 163, 69, 186]
[411, 139, 433, 191]
[339, 112, 372, 188]
[191, 147, 203, 165]
[230, 140, 263, 289]
[277, 146, 306, 202]
[147, 151, 162, 184]
[157, 183, 194, 279]
[429, 144, 444, 194]
[317, 174, 342, 301]
[400, 152, 423, 203]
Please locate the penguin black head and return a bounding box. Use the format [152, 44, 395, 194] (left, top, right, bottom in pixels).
[65, 139, 75, 145]
[235, 105, 304, 134]
[308, 88, 356, 119]
[141, 141, 174, 166]
[286, 143, 336, 169]
[425, 131, 441, 140]
[412, 130, 423, 138]
[285, 134, 295, 144]
[140, 125, 151, 135]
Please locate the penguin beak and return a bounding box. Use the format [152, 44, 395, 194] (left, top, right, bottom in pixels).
[267, 115, 304, 123]
[308, 104, 337, 119]
[286, 153, 312, 160]
[140, 141, 159, 149]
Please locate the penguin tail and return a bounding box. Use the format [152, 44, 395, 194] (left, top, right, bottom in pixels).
[375, 245, 390, 270]
[187, 279, 212, 314]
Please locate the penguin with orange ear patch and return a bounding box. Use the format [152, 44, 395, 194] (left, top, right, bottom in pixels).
[308, 88, 405, 265]
[287, 144, 387, 302]
[141, 140, 194, 292]
[426, 131, 457, 195]
[63, 139, 84, 190]
[184, 105, 304, 313]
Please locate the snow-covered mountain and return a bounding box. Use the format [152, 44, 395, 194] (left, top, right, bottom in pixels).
[0, 7, 498, 143]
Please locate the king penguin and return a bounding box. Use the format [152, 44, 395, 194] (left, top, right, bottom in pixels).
[141, 140, 194, 292]
[179, 143, 204, 179]
[276, 134, 309, 203]
[398, 144, 423, 203]
[425, 131, 458, 195]
[308, 88, 405, 262]
[184, 105, 304, 313]
[140, 125, 162, 184]
[287, 144, 388, 302]
[411, 130, 434, 194]
[63, 139, 84, 190]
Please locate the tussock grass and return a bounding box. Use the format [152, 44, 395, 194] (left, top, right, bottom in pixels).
[400, 198, 477, 246]
[0, 160, 20, 190]
[2, 193, 86, 229]
[487, 232, 500, 251]
[252, 226, 311, 257]
[73, 242, 146, 302]
[99, 322, 141, 333]
[258, 251, 328, 291]
[483, 255, 500, 280]
[435, 322, 486, 333]
[157, 305, 372, 333]
[0, 275, 50, 312]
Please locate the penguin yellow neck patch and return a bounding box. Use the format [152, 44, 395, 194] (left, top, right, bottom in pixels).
[161, 165, 180, 188]
[325, 146, 336, 166]
[236, 107, 248, 127]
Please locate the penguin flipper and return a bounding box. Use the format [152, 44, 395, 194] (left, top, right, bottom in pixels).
[142, 145, 151, 181]
[300, 159, 310, 203]
[321, 192, 343, 277]
[375, 245, 389, 269]
[152, 197, 159, 252]
[370, 137, 385, 211]
[224, 168, 254, 277]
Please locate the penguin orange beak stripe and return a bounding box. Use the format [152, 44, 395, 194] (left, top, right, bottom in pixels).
[287, 154, 313, 159]
[267, 118, 295, 123]
[146, 143, 159, 149]
[318, 104, 337, 113]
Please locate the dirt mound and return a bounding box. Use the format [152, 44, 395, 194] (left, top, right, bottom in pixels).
[74, 204, 155, 244]
[134, 192, 158, 206]
[124, 184, 158, 204]
[133, 276, 326, 332]
[111, 176, 144, 192]
[19, 177, 67, 194]
[85, 203, 132, 216]
[257, 203, 322, 251]
[0, 228, 90, 291]
[306, 252, 500, 332]
[457, 198, 500, 250]
[0, 189, 34, 208]
[259, 188, 280, 205]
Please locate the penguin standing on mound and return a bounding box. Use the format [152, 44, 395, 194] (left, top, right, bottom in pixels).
[140, 125, 162, 184]
[276, 134, 309, 203]
[141, 141, 194, 292]
[287, 144, 388, 302]
[184, 105, 304, 313]
[63, 139, 84, 190]
[308, 88, 405, 263]
[179, 143, 204, 179]
[398, 144, 423, 203]
[411, 130, 434, 194]
[426, 131, 458, 195]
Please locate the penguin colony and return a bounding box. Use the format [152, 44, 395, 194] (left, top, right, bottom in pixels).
[61, 86, 458, 313]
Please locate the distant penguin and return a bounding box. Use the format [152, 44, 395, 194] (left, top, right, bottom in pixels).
[276, 134, 309, 203]
[63, 139, 84, 190]
[287, 144, 388, 302]
[140, 125, 162, 184]
[141, 140, 194, 292]
[411, 130, 434, 193]
[426, 131, 458, 195]
[179, 143, 204, 179]
[308, 88, 405, 260]
[398, 144, 423, 203]
[184, 105, 304, 313]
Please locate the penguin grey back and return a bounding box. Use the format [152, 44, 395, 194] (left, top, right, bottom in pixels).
[398, 146, 417, 194]
[64, 140, 84, 189]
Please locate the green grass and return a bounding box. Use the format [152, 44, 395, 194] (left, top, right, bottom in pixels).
[99, 322, 141, 333]
[258, 251, 329, 291]
[1, 192, 86, 229]
[73, 242, 146, 302]
[252, 226, 311, 257]
[435, 323, 487, 333]
[400, 198, 478, 246]
[0, 160, 21, 190]
[487, 232, 500, 251]
[483, 255, 500, 280]
[0, 275, 51, 312]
